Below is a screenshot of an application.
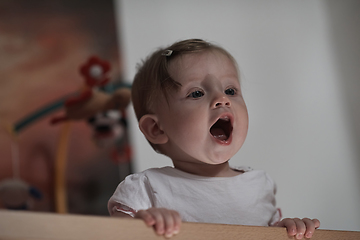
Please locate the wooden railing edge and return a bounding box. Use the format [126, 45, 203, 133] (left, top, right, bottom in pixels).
[0, 210, 359, 240]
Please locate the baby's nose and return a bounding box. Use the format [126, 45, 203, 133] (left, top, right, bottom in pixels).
[212, 95, 231, 108]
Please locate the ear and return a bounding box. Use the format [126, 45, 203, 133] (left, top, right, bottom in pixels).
[139, 114, 168, 144]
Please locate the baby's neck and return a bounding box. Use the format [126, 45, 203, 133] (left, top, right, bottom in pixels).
[172, 161, 241, 177]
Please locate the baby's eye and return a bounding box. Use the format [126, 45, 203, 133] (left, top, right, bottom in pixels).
[225, 88, 236, 96]
[188, 90, 204, 99]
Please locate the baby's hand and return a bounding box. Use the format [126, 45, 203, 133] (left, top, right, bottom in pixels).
[135, 208, 182, 238]
[275, 218, 320, 239]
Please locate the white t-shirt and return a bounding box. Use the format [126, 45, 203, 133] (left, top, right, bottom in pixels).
[108, 166, 281, 226]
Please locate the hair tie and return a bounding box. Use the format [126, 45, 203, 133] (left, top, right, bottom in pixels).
[161, 50, 173, 57]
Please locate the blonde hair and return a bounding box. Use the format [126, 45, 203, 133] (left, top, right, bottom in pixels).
[131, 39, 238, 121]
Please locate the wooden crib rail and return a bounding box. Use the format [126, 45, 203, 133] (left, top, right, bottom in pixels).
[0, 210, 359, 240]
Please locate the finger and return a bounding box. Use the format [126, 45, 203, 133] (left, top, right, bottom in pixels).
[302, 218, 315, 239]
[313, 218, 321, 229]
[163, 211, 175, 238]
[172, 211, 182, 235]
[148, 209, 165, 236]
[294, 218, 306, 239]
[164, 210, 183, 238]
[135, 210, 155, 227]
[278, 218, 297, 237]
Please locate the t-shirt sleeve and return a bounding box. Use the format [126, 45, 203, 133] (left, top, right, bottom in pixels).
[265, 173, 282, 226]
[107, 172, 153, 217]
[269, 208, 282, 226]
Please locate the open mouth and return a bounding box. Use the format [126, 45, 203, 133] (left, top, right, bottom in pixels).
[210, 116, 233, 141]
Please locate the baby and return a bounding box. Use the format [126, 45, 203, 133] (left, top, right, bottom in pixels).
[108, 39, 320, 239]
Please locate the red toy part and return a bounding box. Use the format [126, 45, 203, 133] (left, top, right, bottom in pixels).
[80, 56, 111, 88]
[50, 56, 112, 125]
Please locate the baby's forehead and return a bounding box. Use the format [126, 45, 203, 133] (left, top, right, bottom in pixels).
[171, 49, 235, 64]
[167, 50, 239, 79]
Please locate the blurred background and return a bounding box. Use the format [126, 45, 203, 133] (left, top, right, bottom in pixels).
[0, 0, 132, 215]
[0, 0, 359, 232]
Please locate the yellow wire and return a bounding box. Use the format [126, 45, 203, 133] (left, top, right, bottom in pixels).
[55, 121, 72, 214]
[0, 121, 18, 141]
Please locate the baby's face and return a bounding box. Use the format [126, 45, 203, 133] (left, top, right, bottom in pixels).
[155, 50, 248, 165]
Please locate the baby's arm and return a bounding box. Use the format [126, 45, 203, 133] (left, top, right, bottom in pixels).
[112, 208, 182, 238]
[273, 218, 320, 239]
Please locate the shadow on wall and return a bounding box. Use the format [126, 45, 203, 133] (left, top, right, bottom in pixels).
[325, 1, 360, 189]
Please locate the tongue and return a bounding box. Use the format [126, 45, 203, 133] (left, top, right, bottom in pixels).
[210, 128, 227, 140]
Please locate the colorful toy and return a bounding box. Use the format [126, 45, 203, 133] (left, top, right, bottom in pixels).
[0, 143, 42, 210]
[5, 56, 132, 213]
[87, 109, 127, 148]
[12, 56, 131, 134]
[50, 56, 131, 124]
[0, 178, 42, 210]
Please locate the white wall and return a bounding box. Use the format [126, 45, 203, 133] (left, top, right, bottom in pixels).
[115, 0, 360, 231]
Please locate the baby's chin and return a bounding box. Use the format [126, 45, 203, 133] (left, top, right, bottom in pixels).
[208, 149, 239, 163]
[166, 144, 238, 165]
[198, 154, 233, 165]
